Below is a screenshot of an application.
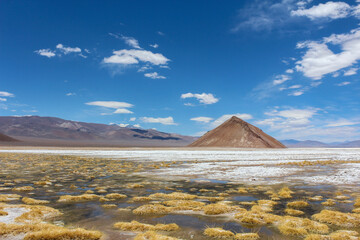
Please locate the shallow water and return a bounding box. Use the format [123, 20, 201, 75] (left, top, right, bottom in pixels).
[1, 149, 360, 239]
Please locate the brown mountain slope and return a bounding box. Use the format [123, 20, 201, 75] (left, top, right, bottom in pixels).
[0, 116, 195, 147]
[0, 132, 18, 142]
[189, 116, 286, 148]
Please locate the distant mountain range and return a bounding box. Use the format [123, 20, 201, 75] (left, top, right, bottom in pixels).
[0, 115, 359, 148]
[0, 116, 196, 147]
[281, 139, 360, 148]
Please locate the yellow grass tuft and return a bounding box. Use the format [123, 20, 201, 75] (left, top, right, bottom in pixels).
[133, 204, 172, 215]
[234, 233, 260, 240]
[114, 220, 179, 231]
[321, 199, 336, 206]
[0, 194, 21, 202]
[203, 227, 235, 238]
[13, 186, 34, 192]
[287, 200, 309, 209]
[132, 196, 152, 202]
[22, 197, 49, 205]
[134, 230, 179, 240]
[15, 205, 62, 223]
[238, 187, 248, 194]
[285, 208, 305, 216]
[163, 200, 205, 211]
[308, 196, 323, 201]
[24, 228, 102, 240]
[58, 194, 100, 203]
[235, 210, 281, 226]
[278, 187, 293, 199]
[354, 197, 360, 207]
[101, 204, 117, 209]
[149, 192, 197, 200]
[0, 210, 8, 216]
[277, 216, 329, 236]
[203, 203, 235, 215]
[105, 193, 127, 200]
[312, 209, 360, 227]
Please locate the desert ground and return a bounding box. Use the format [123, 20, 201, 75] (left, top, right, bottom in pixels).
[1, 147, 360, 240]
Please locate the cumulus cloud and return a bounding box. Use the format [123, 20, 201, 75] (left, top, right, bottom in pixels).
[56, 44, 81, 54]
[130, 117, 136, 121]
[66, 92, 76, 96]
[150, 43, 159, 48]
[113, 108, 133, 114]
[291, 1, 351, 20]
[190, 117, 213, 123]
[212, 114, 253, 127]
[86, 101, 133, 108]
[181, 93, 219, 105]
[295, 28, 360, 80]
[103, 49, 170, 66]
[0, 91, 14, 97]
[0, 98, 6, 102]
[34, 49, 56, 58]
[140, 116, 177, 125]
[144, 72, 166, 79]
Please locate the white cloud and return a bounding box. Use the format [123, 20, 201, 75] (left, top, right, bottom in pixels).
[286, 69, 294, 74]
[121, 35, 141, 49]
[344, 67, 358, 76]
[113, 108, 133, 114]
[130, 117, 136, 121]
[138, 65, 152, 72]
[295, 28, 360, 79]
[0, 98, 6, 102]
[326, 119, 360, 127]
[212, 114, 253, 127]
[190, 117, 213, 123]
[291, 1, 351, 20]
[144, 72, 166, 79]
[273, 75, 291, 85]
[0, 91, 14, 97]
[257, 107, 320, 132]
[133, 124, 141, 128]
[103, 49, 170, 66]
[288, 90, 304, 96]
[288, 85, 302, 89]
[140, 116, 177, 125]
[181, 93, 219, 105]
[150, 43, 159, 48]
[157, 31, 165, 36]
[86, 101, 133, 109]
[34, 49, 56, 58]
[118, 123, 129, 127]
[56, 44, 81, 54]
[66, 92, 76, 96]
[336, 81, 351, 86]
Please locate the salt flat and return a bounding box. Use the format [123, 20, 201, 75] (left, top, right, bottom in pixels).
[1, 148, 360, 186]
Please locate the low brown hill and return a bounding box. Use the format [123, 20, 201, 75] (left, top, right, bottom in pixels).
[189, 116, 286, 148]
[0, 132, 18, 142]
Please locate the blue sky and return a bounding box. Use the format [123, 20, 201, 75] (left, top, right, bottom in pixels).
[1, 0, 360, 142]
